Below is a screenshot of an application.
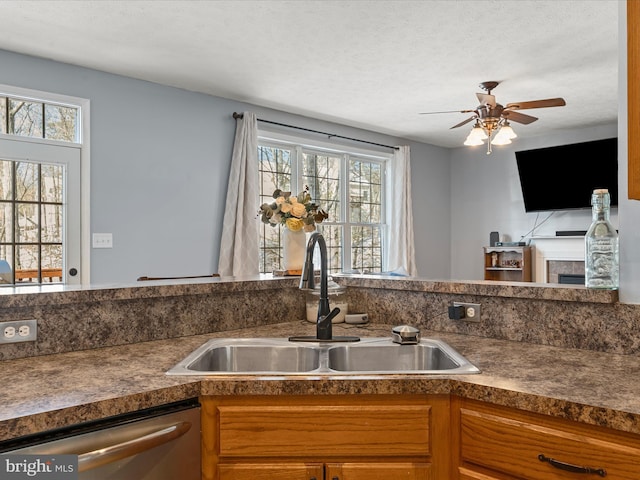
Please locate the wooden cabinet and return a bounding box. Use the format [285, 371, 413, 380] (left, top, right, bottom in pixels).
[629, 0, 640, 200]
[201, 394, 450, 480]
[452, 397, 640, 480]
[483, 246, 531, 282]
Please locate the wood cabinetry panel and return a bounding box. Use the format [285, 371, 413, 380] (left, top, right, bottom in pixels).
[326, 462, 431, 480]
[217, 403, 430, 457]
[629, 0, 640, 200]
[218, 463, 323, 480]
[458, 401, 640, 480]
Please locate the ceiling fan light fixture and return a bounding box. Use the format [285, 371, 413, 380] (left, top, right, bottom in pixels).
[464, 121, 489, 145]
[464, 135, 485, 146]
[500, 122, 517, 139]
[490, 125, 515, 146]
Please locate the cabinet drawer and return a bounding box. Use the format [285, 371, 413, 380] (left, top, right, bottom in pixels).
[217, 404, 431, 457]
[460, 406, 640, 480]
[219, 463, 323, 480]
[326, 462, 431, 479]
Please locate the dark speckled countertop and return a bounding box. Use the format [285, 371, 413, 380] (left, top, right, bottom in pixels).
[1, 320, 640, 443]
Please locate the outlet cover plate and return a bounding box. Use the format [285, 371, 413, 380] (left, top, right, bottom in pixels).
[0, 319, 37, 343]
[453, 302, 481, 323]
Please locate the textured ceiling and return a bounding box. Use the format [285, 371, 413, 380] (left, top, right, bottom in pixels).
[0, 0, 619, 147]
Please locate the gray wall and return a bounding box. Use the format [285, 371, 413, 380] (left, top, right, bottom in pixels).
[0, 48, 452, 284]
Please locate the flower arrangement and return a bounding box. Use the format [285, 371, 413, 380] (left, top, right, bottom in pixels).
[258, 185, 328, 232]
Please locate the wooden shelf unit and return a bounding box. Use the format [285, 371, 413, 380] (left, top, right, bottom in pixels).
[483, 246, 531, 282]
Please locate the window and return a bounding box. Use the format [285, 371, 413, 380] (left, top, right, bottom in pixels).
[258, 134, 388, 274]
[0, 85, 86, 285]
[1, 95, 79, 143]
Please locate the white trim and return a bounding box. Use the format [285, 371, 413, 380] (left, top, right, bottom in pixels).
[530, 236, 585, 282]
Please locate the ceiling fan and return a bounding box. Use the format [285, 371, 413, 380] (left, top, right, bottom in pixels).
[420, 81, 566, 154]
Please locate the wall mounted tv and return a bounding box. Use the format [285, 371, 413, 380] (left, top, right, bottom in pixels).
[515, 137, 618, 212]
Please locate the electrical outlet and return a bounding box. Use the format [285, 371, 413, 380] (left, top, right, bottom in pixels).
[452, 302, 481, 323]
[0, 319, 37, 343]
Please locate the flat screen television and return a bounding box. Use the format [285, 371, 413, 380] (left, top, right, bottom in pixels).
[515, 138, 618, 212]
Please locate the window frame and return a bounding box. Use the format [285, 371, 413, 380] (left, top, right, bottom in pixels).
[258, 129, 390, 274]
[0, 84, 90, 285]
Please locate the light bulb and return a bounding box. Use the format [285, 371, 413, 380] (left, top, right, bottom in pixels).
[467, 124, 488, 140]
[491, 126, 513, 146]
[500, 123, 517, 139]
[464, 133, 484, 146]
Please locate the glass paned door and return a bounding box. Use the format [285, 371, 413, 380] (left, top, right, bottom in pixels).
[0, 137, 81, 285]
[0, 159, 63, 283]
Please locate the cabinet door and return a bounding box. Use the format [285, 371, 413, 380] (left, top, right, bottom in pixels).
[325, 462, 431, 480]
[219, 463, 323, 480]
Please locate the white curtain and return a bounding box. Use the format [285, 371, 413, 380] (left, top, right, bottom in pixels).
[217, 112, 259, 277]
[386, 145, 418, 276]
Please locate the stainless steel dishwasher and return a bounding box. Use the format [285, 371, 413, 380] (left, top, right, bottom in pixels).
[0, 399, 201, 480]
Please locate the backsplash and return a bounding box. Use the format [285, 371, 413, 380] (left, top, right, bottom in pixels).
[0, 275, 637, 361]
[340, 277, 639, 355]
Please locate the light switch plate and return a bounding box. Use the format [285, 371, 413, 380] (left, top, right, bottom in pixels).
[92, 233, 113, 248]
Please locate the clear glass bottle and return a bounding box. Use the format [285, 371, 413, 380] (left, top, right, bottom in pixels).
[585, 188, 619, 289]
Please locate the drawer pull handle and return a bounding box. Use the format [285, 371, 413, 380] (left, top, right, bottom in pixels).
[538, 454, 607, 477]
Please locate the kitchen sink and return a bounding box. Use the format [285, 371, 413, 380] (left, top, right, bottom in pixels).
[166, 337, 480, 376]
[183, 341, 320, 373]
[327, 342, 467, 372]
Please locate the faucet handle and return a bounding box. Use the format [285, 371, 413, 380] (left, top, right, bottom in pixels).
[320, 307, 341, 324]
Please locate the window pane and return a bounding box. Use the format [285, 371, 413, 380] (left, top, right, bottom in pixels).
[318, 224, 343, 274]
[16, 162, 38, 201]
[17, 203, 39, 243]
[0, 160, 13, 201]
[41, 244, 62, 283]
[349, 158, 382, 225]
[0, 203, 12, 242]
[260, 223, 282, 272]
[0, 98, 5, 134]
[351, 225, 382, 273]
[41, 204, 62, 242]
[41, 163, 63, 203]
[9, 99, 43, 138]
[259, 145, 291, 195]
[303, 152, 341, 222]
[15, 244, 38, 283]
[258, 145, 292, 273]
[45, 104, 78, 142]
[0, 245, 14, 283]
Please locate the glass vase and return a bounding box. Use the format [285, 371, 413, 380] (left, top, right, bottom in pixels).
[282, 227, 307, 271]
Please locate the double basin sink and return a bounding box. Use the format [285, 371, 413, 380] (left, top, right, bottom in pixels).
[166, 337, 480, 376]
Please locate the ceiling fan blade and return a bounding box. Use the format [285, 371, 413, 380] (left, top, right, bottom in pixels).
[419, 109, 475, 115]
[450, 116, 476, 129]
[476, 93, 496, 107]
[502, 110, 538, 125]
[505, 98, 566, 110]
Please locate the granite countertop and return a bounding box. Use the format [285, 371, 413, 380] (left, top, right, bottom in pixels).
[1, 320, 639, 443]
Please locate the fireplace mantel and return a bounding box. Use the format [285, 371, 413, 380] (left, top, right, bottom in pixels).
[529, 236, 585, 283]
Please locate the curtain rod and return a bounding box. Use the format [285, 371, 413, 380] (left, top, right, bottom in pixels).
[233, 112, 398, 151]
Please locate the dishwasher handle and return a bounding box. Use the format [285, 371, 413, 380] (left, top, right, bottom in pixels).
[78, 421, 192, 472]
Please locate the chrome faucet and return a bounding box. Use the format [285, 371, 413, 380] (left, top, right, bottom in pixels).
[290, 232, 359, 343]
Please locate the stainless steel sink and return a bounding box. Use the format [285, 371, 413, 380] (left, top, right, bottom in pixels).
[167, 337, 480, 376]
[327, 341, 475, 373]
